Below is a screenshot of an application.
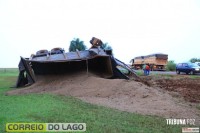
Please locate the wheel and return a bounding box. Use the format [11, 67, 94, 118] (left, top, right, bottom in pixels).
[190, 71, 195, 75]
[176, 70, 180, 74]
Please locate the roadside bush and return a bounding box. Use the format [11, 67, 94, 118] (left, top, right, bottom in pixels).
[166, 60, 176, 71]
[190, 58, 200, 63]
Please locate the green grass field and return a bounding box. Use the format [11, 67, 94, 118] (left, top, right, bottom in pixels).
[0, 68, 182, 133]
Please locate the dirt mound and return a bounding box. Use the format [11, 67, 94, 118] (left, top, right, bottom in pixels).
[7, 72, 200, 124]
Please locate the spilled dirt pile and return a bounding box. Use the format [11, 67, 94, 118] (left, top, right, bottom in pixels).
[7, 72, 200, 124]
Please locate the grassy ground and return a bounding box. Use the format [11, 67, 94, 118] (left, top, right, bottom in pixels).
[0, 69, 182, 133]
[0, 68, 19, 77]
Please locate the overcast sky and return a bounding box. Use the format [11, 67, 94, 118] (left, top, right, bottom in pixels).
[0, 0, 200, 67]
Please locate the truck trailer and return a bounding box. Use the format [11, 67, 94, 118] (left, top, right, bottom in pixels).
[131, 53, 168, 71]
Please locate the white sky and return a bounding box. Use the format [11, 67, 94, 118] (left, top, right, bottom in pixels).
[0, 0, 200, 67]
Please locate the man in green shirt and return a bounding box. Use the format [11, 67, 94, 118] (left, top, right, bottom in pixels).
[142, 64, 147, 75]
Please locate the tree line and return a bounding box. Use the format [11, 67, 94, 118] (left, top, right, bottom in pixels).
[189, 58, 200, 63]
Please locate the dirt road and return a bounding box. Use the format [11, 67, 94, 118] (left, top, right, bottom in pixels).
[135, 70, 200, 76]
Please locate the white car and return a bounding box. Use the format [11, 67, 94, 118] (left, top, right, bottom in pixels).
[195, 62, 200, 66]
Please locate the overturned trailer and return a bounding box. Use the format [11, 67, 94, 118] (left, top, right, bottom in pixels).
[16, 37, 139, 88]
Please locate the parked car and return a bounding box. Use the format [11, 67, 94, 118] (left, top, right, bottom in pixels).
[176, 62, 200, 75]
[195, 62, 200, 66]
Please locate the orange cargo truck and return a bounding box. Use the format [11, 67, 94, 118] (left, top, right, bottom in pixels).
[131, 53, 168, 71]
